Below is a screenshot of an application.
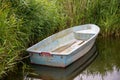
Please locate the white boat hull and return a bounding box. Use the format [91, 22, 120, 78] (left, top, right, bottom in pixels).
[27, 24, 100, 67]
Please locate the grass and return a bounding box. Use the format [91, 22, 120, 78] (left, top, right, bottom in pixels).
[0, 1, 25, 78]
[0, 0, 66, 79]
[57, 0, 120, 37]
[0, 0, 120, 79]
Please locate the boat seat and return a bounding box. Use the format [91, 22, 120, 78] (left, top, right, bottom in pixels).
[52, 40, 84, 53]
[74, 29, 95, 34]
[74, 30, 95, 40]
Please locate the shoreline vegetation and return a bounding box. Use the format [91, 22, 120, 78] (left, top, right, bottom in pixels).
[0, 0, 120, 79]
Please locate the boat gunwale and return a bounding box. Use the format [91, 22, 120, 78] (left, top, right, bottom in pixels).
[26, 24, 100, 55]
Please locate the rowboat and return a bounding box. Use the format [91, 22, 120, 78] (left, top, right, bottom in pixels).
[26, 24, 100, 67]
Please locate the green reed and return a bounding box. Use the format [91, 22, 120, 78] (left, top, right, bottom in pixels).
[57, 0, 120, 37]
[0, 0, 66, 79]
[0, 0, 120, 79]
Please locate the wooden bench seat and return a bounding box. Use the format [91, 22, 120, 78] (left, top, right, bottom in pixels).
[52, 40, 84, 53]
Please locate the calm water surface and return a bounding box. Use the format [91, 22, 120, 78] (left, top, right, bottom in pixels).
[74, 38, 120, 80]
[5, 38, 120, 80]
[23, 38, 120, 80]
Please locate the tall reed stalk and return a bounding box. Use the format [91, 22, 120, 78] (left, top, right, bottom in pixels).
[0, 0, 120, 79]
[57, 0, 120, 37]
[0, 0, 66, 79]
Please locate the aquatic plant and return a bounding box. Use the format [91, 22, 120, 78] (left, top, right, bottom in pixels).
[0, 0, 120, 79]
[57, 0, 120, 37]
[0, 0, 66, 79]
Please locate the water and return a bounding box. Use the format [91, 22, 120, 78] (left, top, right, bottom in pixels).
[24, 38, 120, 80]
[75, 38, 120, 80]
[4, 38, 120, 80]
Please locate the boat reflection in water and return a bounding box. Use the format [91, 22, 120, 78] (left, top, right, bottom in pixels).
[24, 45, 98, 80]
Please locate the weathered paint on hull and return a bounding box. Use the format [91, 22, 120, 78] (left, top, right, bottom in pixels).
[30, 38, 96, 67]
[27, 24, 100, 67]
[26, 46, 97, 80]
[65, 38, 96, 66]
